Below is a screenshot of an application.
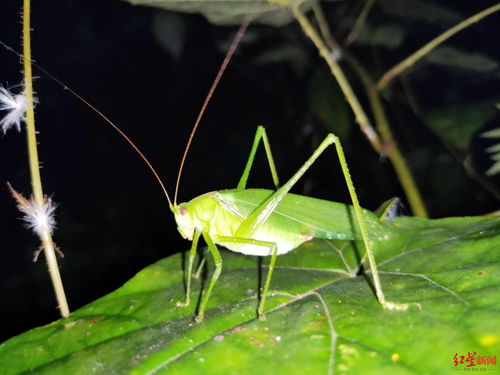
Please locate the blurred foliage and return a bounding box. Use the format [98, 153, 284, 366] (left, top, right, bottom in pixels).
[425, 46, 499, 73]
[125, 0, 313, 26]
[423, 100, 499, 152]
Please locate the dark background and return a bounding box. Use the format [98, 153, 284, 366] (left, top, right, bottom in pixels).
[0, 0, 499, 341]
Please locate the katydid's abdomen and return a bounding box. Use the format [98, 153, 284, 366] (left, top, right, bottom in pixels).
[174, 188, 392, 257]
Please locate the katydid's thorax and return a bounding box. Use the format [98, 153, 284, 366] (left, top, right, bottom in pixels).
[174, 189, 303, 256]
[190, 191, 245, 239]
[173, 191, 241, 240]
[174, 189, 392, 257]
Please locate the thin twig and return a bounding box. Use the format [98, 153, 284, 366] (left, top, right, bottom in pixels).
[310, 3, 429, 217]
[377, 3, 500, 90]
[345, 0, 376, 46]
[312, 1, 342, 54]
[354, 60, 429, 217]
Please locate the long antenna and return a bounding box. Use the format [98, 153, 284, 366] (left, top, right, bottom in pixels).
[2, 18, 250, 208]
[0, 40, 173, 207]
[173, 19, 251, 205]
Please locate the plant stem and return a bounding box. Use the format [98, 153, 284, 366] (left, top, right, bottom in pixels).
[23, 0, 70, 318]
[356, 61, 429, 217]
[345, 0, 375, 45]
[377, 3, 500, 90]
[292, 3, 383, 154]
[312, 1, 341, 53]
[300, 2, 428, 217]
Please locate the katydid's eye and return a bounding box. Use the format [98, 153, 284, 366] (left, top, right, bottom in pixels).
[180, 207, 187, 216]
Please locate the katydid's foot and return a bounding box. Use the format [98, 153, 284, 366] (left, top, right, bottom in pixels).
[195, 313, 204, 323]
[381, 300, 422, 311]
[176, 298, 190, 307]
[257, 301, 267, 320]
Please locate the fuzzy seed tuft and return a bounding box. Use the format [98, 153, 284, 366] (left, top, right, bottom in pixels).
[7, 183, 57, 237]
[0, 84, 30, 134]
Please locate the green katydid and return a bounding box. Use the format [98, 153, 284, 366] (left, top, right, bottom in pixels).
[160, 23, 410, 322]
[171, 125, 409, 322]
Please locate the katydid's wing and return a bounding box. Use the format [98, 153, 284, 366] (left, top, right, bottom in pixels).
[219, 189, 393, 241]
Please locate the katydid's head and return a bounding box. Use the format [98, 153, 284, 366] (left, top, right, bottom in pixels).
[172, 203, 196, 241]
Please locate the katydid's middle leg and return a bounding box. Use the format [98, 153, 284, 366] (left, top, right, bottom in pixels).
[188, 125, 281, 318]
[195, 233, 278, 322]
[194, 125, 279, 292]
[216, 235, 278, 319]
[237, 125, 280, 189]
[231, 134, 350, 318]
[190, 126, 279, 307]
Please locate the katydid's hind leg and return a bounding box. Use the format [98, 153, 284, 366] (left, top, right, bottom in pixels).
[176, 230, 201, 307]
[195, 231, 223, 323]
[235, 132, 410, 311]
[234, 133, 395, 307]
[235, 134, 341, 237]
[216, 235, 278, 320]
[330, 135, 410, 311]
[237, 125, 280, 190]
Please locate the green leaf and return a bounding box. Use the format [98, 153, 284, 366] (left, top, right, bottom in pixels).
[122, 0, 312, 26]
[378, 0, 461, 25]
[352, 23, 406, 49]
[1, 215, 499, 374]
[425, 46, 499, 73]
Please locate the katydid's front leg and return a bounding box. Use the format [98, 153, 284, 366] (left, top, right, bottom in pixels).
[176, 229, 201, 307]
[175, 229, 244, 322]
